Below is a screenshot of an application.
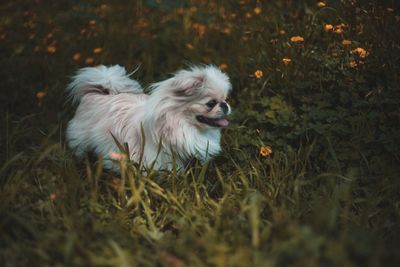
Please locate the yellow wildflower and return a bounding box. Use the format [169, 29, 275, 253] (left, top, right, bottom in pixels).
[47, 45, 56, 54]
[260, 146, 272, 157]
[186, 43, 194, 49]
[334, 23, 346, 34]
[282, 57, 291, 66]
[342, 39, 352, 45]
[254, 7, 262, 15]
[334, 28, 344, 34]
[324, 24, 333, 31]
[254, 70, 263, 79]
[353, 47, 369, 58]
[93, 47, 103, 54]
[219, 63, 228, 71]
[222, 26, 232, 35]
[72, 52, 81, 61]
[36, 91, 46, 100]
[337, 23, 346, 29]
[290, 36, 304, 42]
[85, 57, 94, 65]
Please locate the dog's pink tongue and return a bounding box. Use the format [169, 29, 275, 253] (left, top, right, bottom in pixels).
[215, 118, 229, 127]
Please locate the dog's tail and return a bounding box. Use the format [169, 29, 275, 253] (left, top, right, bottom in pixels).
[67, 65, 143, 104]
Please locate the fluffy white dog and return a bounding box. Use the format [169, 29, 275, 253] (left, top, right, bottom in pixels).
[66, 65, 232, 171]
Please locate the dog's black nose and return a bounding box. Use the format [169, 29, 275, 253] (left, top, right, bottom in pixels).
[220, 102, 230, 115]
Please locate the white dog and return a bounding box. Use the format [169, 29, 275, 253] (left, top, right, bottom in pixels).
[66, 65, 232, 171]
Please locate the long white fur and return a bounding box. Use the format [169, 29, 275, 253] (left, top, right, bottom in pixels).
[67, 65, 143, 104]
[66, 64, 231, 171]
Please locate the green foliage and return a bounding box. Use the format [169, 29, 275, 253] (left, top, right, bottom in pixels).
[1, 0, 400, 266]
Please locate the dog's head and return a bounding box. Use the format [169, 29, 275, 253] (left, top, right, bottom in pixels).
[149, 65, 232, 129]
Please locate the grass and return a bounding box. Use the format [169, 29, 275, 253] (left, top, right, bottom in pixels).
[1, 0, 400, 266]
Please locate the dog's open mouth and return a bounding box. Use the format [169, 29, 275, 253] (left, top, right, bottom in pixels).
[196, 115, 229, 127]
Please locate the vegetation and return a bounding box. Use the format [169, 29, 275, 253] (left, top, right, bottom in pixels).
[1, 0, 399, 266]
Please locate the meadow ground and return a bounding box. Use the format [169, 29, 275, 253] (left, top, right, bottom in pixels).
[1, 0, 400, 266]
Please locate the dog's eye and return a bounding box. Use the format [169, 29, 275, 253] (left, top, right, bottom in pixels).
[206, 99, 218, 109]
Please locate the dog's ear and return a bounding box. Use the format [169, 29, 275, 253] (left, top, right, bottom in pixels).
[173, 74, 204, 97]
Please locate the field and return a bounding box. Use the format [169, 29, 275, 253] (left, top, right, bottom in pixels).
[1, 0, 400, 266]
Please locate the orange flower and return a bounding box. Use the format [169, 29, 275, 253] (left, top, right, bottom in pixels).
[36, 91, 46, 100]
[342, 39, 352, 45]
[353, 47, 369, 58]
[290, 36, 304, 42]
[254, 7, 262, 15]
[324, 24, 333, 32]
[72, 52, 81, 61]
[260, 146, 272, 157]
[334, 23, 346, 34]
[334, 28, 343, 34]
[186, 43, 194, 49]
[317, 2, 326, 7]
[336, 23, 346, 29]
[36, 91, 46, 107]
[254, 70, 263, 79]
[282, 57, 291, 66]
[93, 47, 103, 54]
[85, 57, 94, 65]
[219, 63, 228, 71]
[222, 26, 232, 35]
[279, 30, 286, 35]
[47, 45, 56, 54]
[89, 20, 97, 26]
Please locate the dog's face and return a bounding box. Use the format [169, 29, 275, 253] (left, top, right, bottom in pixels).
[168, 66, 232, 129]
[189, 92, 231, 129]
